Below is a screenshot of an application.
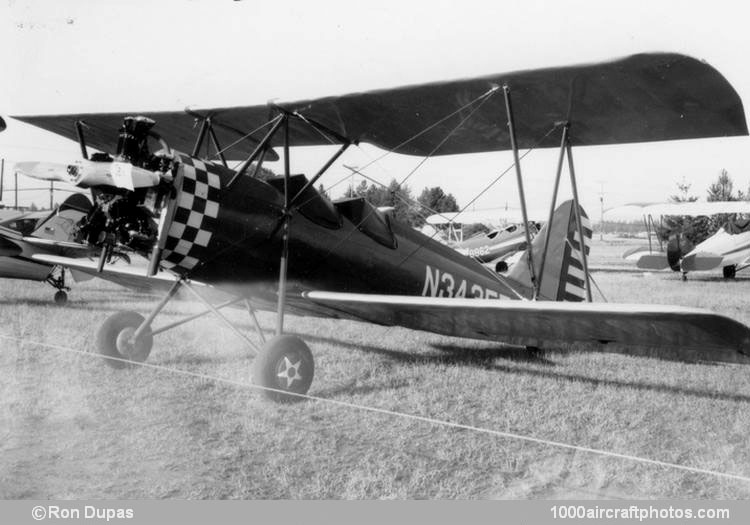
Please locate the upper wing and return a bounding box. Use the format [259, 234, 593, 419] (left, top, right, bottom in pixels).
[606, 201, 750, 221]
[426, 208, 547, 226]
[304, 291, 750, 358]
[11, 53, 747, 158]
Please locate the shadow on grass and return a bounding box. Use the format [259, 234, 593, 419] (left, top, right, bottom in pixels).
[285, 331, 750, 405]
[9, 291, 750, 404]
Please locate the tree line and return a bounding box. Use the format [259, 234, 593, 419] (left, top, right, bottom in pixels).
[662, 169, 747, 245]
[335, 178, 459, 228]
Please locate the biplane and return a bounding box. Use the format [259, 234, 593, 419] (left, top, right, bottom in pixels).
[0, 193, 94, 303]
[606, 201, 750, 279]
[425, 208, 544, 272]
[4, 53, 750, 401]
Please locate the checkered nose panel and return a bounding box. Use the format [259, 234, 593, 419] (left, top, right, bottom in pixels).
[161, 156, 222, 273]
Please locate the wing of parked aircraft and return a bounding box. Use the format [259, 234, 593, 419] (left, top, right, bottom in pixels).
[10, 53, 747, 159]
[30, 253, 179, 292]
[305, 292, 750, 356]
[605, 201, 750, 222]
[425, 208, 549, 226]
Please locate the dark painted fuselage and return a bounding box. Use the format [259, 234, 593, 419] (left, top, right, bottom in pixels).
[167, 157, 520, 305]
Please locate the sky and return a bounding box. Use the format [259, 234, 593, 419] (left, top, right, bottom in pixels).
[2, 0, 750, 219]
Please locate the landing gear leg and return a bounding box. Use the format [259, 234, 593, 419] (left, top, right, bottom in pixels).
[681, 272, 688, 282]
[252, 114, 315, 402]
[46, 267, 70, 305]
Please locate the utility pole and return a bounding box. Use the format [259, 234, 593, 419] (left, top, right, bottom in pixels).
[598, 180, 604, 241]
[50, 181, 54, 209]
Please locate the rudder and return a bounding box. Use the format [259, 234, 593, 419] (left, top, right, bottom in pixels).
[506, 200, 592, 301]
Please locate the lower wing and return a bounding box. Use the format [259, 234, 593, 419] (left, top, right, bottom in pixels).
[29, 255, 750, 358]
[304, 292, 750, 357]
[31, 254, 178, 292]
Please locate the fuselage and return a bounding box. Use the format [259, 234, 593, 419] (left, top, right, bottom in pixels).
[158, 154, 522, 304]
[0, 223, 53, 282]
[454, 224, 530, 263]
[688, 227, 750, 267]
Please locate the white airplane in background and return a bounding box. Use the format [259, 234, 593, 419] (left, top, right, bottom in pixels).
[426, 208, 548, 272]
[605, 201, 750, 279]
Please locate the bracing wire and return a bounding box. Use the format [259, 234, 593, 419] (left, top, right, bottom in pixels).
[2, 332, 749, 485]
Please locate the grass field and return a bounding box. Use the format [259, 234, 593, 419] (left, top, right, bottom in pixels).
[2, 237, 750, 499]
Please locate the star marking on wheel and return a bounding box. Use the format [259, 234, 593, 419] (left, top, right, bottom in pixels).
[277, 356, 303, 388]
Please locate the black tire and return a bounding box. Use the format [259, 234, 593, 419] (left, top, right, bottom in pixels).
[53, 290, 68, 305]
[253, 335, 314, 402]
[723, 265, 737, 279]
[95, 311, 153, 369]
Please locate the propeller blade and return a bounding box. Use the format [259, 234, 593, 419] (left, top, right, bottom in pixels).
[14, 160, 161, 190]
[14, 161, 72, 183]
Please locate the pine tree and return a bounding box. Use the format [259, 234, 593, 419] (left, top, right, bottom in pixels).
[415, 186, 459, 227]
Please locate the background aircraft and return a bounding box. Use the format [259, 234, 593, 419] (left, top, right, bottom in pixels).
[5, 53, 750, 402]
[425, 208, 546, 273]
[605, 201, 750, 279]
[0, 193, 93, 303]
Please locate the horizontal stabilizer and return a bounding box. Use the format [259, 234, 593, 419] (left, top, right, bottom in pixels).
[681, 252, 724, 272]
[304, 292, 750, 357]
[0, 236, 22, 257]
[636, 253, 670, 270]
[623, 245, 656, 260]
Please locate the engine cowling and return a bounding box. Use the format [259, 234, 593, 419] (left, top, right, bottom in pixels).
[666, 234, 694, 272]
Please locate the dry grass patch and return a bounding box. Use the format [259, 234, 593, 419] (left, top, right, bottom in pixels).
[1, 239, 750, 499]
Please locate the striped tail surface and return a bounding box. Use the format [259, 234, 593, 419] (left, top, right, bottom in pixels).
[507, 200, 592, 301]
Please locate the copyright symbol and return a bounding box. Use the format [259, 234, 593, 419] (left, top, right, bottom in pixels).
[32, 506, 46, 520]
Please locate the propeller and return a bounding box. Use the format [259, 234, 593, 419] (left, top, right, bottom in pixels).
[666, 233, 694, 272]
[14, 159, 161, 191]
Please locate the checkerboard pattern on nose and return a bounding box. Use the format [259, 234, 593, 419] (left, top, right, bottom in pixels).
[161, 156, 221, 273]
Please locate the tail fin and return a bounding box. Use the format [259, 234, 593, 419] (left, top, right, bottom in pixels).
[30, 193, 92, 242]
[506, 200, 592, 301]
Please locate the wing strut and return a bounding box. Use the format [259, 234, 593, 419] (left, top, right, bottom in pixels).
[566, 135, 593, 301]
[535, 124, 593, 301]
[502, 101, 594, 301]
[276, 115, 292, 336]
[234, 107, 355, 336]
[503, 86, 538, 298]
[539, 124, 569, 288]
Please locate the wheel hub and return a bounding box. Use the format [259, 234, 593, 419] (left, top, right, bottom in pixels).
[116, 327, 141, 359]
[276, 356, 303, 388]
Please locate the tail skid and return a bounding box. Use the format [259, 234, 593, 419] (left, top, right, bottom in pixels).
[506, 200, 592, 301]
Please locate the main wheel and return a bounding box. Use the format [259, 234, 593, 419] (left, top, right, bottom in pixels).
[53, 290, 68, 305]
[95, 311, 153, 369]
[253, 335, 314, 402]
[723, 265, 737, 279]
